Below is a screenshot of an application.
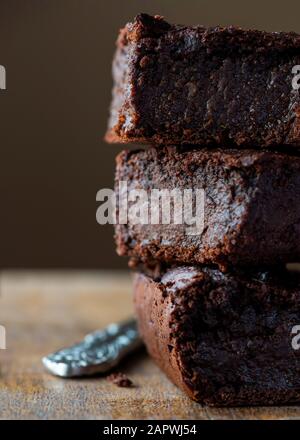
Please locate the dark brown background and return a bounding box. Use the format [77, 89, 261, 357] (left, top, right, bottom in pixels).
[1, 0, 300, 269]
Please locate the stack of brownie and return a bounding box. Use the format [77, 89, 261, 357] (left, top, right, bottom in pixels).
[106, 14, 300, 406]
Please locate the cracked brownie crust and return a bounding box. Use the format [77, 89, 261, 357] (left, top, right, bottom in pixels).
[115, 146, 300, 271]
[134, 266, 300, 406]
[106, 14, 300, 149]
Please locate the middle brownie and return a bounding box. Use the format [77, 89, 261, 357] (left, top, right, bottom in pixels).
[115, 147, 300, 271]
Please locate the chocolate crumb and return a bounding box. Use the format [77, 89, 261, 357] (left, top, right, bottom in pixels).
[106, 372, 133, 387]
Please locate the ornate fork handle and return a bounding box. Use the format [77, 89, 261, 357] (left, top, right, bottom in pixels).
[42, 318, 143, 377]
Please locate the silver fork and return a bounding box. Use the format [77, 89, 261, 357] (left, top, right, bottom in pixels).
[42, 318, 143, 377]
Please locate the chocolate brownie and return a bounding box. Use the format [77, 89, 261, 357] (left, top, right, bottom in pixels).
[115, 146, 300, 271]
[106, 14, 300, 149]
[134, 266, 300, 406]
[106, 372, 133, 387]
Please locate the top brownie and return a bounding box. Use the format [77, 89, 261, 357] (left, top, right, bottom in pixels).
[106, 13, 300, 149]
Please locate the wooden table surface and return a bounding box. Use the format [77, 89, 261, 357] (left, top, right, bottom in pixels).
[0, 270, 300, 420]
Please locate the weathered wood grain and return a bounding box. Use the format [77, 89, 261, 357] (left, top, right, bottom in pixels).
[0, 270, 299, 420]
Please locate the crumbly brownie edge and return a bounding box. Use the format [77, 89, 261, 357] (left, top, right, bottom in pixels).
[106, 14, 300, 148]
[134, 267, 300, 406]
[115, 147, 300, 271]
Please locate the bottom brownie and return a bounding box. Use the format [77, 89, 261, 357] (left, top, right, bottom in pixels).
[134, 266, 300, 406]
